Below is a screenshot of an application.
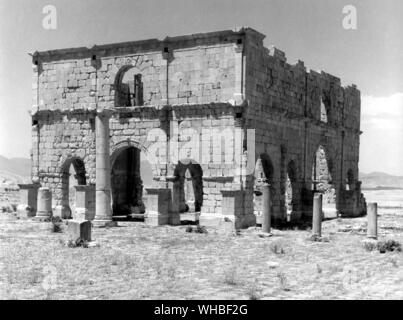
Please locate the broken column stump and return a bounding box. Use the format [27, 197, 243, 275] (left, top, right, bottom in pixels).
[367, 202, 378, 239]
[74, 185, 96, 220]
[261, 183, 271, 234]
[35, 187, 52, 221]
[68, 220, 92, 242]
[312, 193, 323, 237]
[144, 188, 175, 226]
[220, 189, 245, 230]
[17, 183, 39, 218]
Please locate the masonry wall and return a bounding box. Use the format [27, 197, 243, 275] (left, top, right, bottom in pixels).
[30, 28, 365, 224]
[242, 32, 364, 220]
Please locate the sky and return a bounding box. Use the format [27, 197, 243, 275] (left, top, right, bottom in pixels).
[0, 0, 402, 175]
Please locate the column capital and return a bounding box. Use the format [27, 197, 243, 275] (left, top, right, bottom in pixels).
[96, 108, 114, 118]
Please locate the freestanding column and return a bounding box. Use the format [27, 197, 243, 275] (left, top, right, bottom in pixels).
[35, 187, 52, 220]
[93, 109, 115, 226]
[262, 184, 271, 233]
[17, 183, 39, 218]
[367, 202, 378, 239]
[312, 193, 323, 237]
[74, 185, 95, 221]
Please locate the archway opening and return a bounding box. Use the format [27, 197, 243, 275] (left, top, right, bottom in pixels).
[285, 160, 298, 221]
[111, 146, 149, 216]
[115, 67, 144, 107]
[320, 95, 329, 123]
[312, 145, 336, 214]
[174, 161, 203, 214]
[61, 158, 86, 218]
[253, 154, 274, 216]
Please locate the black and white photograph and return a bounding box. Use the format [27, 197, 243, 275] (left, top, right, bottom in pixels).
[0, 0, 402, 304]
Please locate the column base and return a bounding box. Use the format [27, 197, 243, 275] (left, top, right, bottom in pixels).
[33, 215, 51, 222]
[144, 212, 169, 226]
[92, 220, 118, 228]
[180, 212, 200, 224]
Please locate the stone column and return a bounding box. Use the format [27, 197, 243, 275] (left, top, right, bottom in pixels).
[17, 183, 39, 218]
[367, 202, 378, 239]
[262, 184, 271, 233]
[93, 109, 116, 227]
[312, 193, 323, 237]
[35, 187, 52, 221]
[74, 185, 95, 221]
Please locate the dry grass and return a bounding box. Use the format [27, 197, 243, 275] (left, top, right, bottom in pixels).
[0, 211, 402, 300]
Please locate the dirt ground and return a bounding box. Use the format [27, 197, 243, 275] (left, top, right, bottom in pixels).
[0, 211, 402, 300]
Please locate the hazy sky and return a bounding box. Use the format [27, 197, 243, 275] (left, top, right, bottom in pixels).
[0, 0, 402, 174]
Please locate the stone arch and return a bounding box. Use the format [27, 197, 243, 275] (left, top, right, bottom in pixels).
[253, 153, 275, 216]
[311, 145, 337, 214]
[110, 139, 160, 178]
[255, 153, 274, 184]
[284, 159, 300, 220]
[172, 159, 203, 213]
[320, 93, 331, 123]
[110, 140, 156, 216]
[114, 65, 145, 107]
[60, 157, 87, 219]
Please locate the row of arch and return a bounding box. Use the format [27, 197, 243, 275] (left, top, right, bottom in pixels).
[58, 142, 355, 220]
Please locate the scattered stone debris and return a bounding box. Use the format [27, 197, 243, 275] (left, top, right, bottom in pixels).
[308, 234, 330, 242]
[362, 239, 401, 253]
[337, 224, 366, 234]
[50, 216, 63, 233]
[258, 232, 273, 238]
[185, 225, 208, 234]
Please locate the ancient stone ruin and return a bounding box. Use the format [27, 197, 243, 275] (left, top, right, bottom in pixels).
[20, 27, 366, 228]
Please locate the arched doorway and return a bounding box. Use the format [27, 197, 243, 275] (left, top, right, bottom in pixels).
[173, 160, 203, 214]
[61, 158, 86, 218]
[312, 145, 336, 215]
[253, 154, 274, 216]
[111, 146, 149, 216]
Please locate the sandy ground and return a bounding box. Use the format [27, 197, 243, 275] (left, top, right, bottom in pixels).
[0, 211, 402, 300]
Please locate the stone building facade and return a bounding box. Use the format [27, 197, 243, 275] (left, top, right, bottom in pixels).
[25, 27, 366, 228]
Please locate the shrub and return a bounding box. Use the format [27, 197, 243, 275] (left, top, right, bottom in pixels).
[247, 282, 261, 300]
[67, 238, 89, 248]
[224, 267, 238, 285]
[377, 240, 401, 253]
[276, 271, 290, 291]
[363, 239, 401, 253]
[50, 216, 63, 233]
[270, 241, 285, 255]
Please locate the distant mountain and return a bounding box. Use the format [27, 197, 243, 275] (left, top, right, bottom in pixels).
[0, 155, 31, 177]
[360, 171, 403, 189]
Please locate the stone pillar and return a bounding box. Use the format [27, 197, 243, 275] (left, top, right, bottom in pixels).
[93, 109, 115, 227]
[74, 185, 95, 221]
[144, 188, 175, 226]
[68, 220, 92, 242]
[35, 187, 52, 220]
[367, 202, 378, 239]
[312, 193, 323, 237]
[17, 184, 39, 218]
[262, 184, 271, 233]
[221, 189, 244, 230]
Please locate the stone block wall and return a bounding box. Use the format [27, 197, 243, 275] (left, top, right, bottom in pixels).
[29, 27, 365, 225]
